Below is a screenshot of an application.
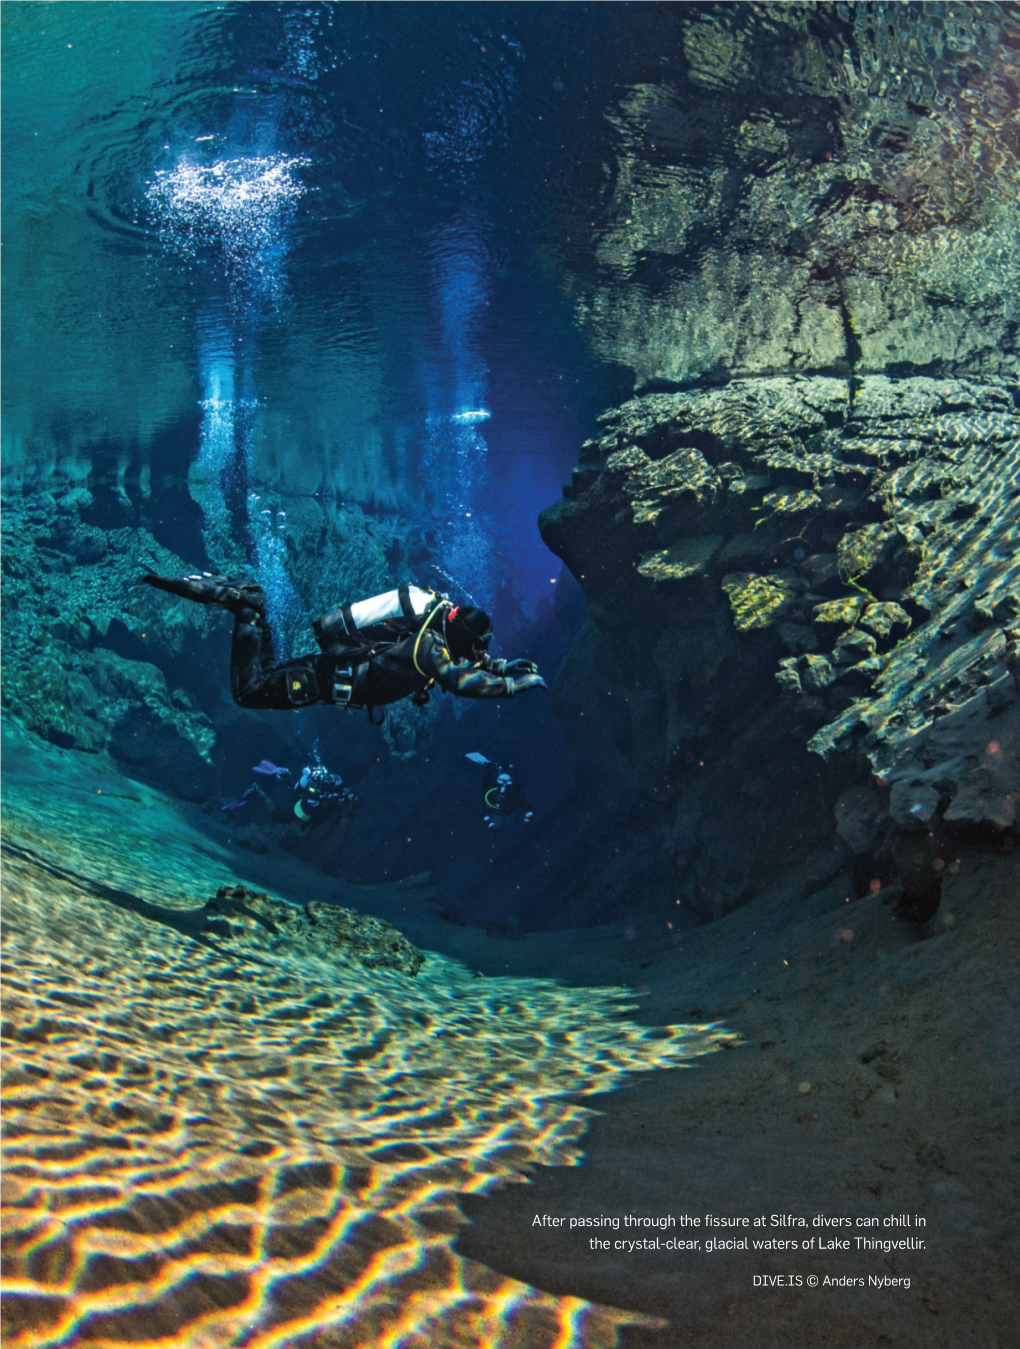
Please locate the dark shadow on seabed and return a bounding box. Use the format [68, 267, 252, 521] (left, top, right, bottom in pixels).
[456, 843, 1020, 1349]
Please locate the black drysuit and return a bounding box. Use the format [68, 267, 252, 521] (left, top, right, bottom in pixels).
[230, 602, 516, 713]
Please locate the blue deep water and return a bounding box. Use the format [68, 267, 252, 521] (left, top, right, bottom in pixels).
[5, 0, 649, 609]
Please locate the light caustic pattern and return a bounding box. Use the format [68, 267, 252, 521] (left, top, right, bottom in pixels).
[1, 855, 731, 1346]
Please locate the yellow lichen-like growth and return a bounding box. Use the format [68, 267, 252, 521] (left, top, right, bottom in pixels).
[813, 596, 866, 626]
[638, 536, 724, 583]
[836, 523, 895, 585]
[860, 602, 912, 638]
[720, 571, 799, 630]
[761, 490, 820, 515]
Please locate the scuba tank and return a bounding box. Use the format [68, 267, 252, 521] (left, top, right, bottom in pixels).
[313, 584, 447, 661]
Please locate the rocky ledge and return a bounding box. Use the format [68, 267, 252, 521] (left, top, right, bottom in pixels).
[540, 374, 1019, 921]
[206, 883, 425, 977]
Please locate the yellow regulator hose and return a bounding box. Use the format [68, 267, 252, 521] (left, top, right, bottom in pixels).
[411, 596, 449, 678]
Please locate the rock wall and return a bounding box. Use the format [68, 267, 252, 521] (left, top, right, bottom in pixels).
[1, 493, 225, 799]
[0, 483, 481, 805]
[540, 375, 1019, 922]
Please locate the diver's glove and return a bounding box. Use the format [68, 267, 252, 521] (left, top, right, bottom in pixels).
[505, 672, 547, 696]
[484, 657, 538, 675]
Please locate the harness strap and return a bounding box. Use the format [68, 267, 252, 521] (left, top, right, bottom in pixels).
[352, 662, 371, 705]
[329, 661, 372, 710]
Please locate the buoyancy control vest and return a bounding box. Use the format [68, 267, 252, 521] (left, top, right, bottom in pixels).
[313, 584, 446, 662]
[313, 584, 450, 718]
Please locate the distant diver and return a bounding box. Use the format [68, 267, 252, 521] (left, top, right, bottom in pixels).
[253, 759, 289, 778]
[465, 753, 534, 828]
[293, 764, 357, 825]
[141, 573, 546, 721]
[483, 763, 534, 829]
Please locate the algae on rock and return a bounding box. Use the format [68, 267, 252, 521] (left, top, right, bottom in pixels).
[720, 571, 803, 632]
[209, 884, 425, 977]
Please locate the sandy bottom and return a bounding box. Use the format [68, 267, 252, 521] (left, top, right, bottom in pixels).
[2, 721, 1016, 1348]
[0, 723, 725, 1349]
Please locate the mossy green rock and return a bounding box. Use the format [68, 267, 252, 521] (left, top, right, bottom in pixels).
[761, 490, 821, 516]
[861, 603, 912, 639]
[721, 571, 801, 631]
[0, 495, 220, 793]
[837, 523, 898, 585]
[541, 373, 1020, 917]
[813, 597, 866, 627]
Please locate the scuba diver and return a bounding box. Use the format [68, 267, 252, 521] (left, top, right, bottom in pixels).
[293, 764, 357, 827]
[481, 761, 534, 829]
[140, 573, 546, 721]
[287, 763, 358, 875]
[466, 753, 534, 829]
